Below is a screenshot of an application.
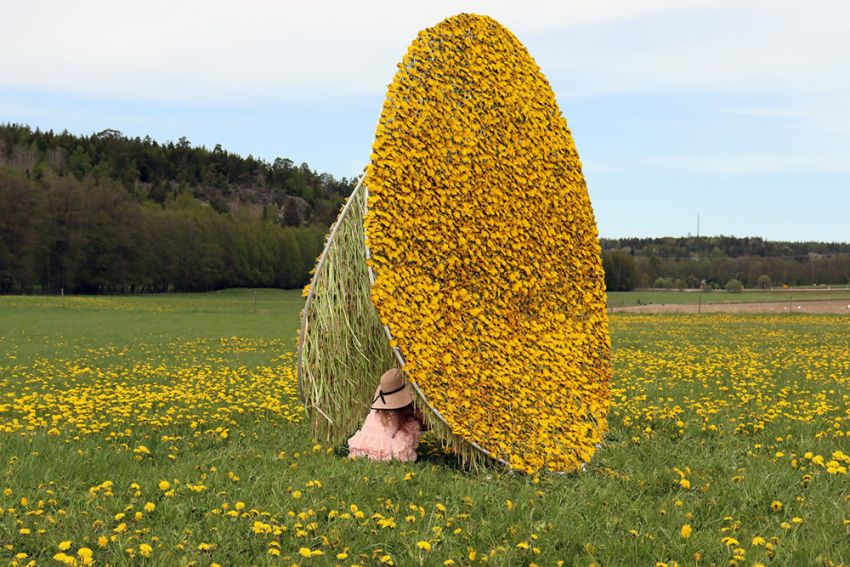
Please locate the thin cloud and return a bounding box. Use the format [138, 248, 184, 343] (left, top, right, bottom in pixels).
[7, 0, 814, 103]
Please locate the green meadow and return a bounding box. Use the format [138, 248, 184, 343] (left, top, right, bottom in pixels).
[1, 291, 848, 566]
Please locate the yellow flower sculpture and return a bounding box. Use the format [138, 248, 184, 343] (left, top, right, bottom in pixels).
[363, 13, 611, 472]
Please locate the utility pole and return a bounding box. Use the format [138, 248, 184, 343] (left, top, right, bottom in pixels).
[696, 213, 701, 262]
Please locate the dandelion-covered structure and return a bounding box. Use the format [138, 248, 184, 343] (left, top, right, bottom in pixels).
[298, 13, 611, 473]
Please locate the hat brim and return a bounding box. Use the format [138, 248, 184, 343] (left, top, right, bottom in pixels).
[371, 384, 414, 410]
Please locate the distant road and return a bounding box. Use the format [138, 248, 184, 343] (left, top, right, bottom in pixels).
[611, 299, 850, 314]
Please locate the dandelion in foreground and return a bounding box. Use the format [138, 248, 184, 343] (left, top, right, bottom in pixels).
[77, 548, 94, 565]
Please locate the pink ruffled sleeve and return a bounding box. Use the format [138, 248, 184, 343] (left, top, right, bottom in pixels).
[391, 417, 422, 462]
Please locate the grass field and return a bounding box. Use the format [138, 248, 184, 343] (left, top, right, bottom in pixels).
[1, 290, 849, 566]
[608, 288, 850, 308]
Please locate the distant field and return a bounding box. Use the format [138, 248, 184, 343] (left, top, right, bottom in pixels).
[608, 288, 850, 308]
[1, 291, 849, 565]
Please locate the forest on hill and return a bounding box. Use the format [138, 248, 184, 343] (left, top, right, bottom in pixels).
[2, 123, 847, 294]
[0, 124, 356, 293]
[601, 236, 850, 291]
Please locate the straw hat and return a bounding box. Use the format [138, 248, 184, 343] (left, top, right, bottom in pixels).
[371, 368, 413, 410]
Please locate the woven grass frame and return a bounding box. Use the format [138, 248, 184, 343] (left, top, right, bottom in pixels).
[297, 175, 394, 444]
[297, 174, 498, 469]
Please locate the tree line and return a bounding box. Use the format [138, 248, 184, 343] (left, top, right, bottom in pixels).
[3, 124, 848, 294]
[0, 169, 328, 292]
[602, 237, 850, 291]
[0, 124, 354, 293]
[0, 123, 355, 224]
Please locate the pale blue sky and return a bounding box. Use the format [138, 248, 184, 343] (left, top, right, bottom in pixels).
[2, 1, 849, 242]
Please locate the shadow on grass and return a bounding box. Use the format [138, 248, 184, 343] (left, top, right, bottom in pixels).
[331, 433, 505, 475]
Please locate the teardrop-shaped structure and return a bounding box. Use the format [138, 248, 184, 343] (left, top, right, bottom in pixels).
[299, 13, 611, 473]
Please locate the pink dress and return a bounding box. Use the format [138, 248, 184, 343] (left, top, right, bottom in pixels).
[348, 411, 421, 462]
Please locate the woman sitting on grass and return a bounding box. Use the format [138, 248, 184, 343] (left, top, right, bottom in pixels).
[348, 368, 423, 462]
